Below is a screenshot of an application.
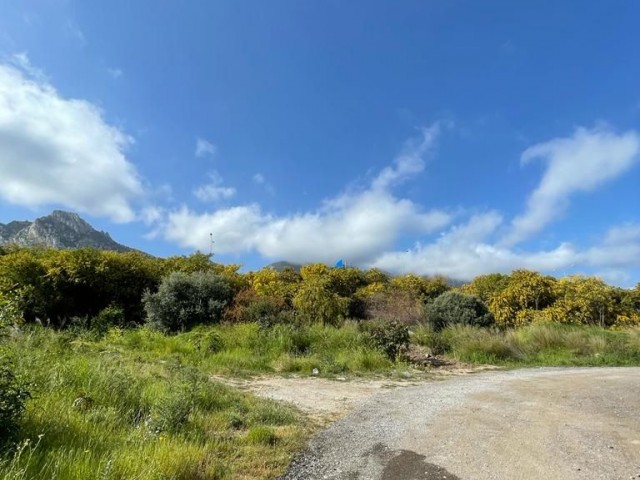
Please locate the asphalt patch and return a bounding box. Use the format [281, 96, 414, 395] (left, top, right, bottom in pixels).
[381, 450, 461, 480]
[354, 443, 461, 480]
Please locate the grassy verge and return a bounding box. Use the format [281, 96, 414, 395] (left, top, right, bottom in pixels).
[88, 322, 399, 377]
[413, 323, 640, 367]
[2, 322, 640, 479]
[0, 326, 311, 480]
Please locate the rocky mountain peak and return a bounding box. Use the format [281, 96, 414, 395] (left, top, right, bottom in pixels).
[0, 211, 132, 252]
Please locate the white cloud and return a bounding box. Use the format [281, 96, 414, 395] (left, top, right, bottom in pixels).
[193, 172, 236, 201]
[373, 217, 640, 285]
[503, 126, 640, 245]
[373, 212, 575, 279]
[371, 123, 440, 190]
[140, 206, 165, 225]
[107, 68, 123, 79]
[0, 57, 143, 222]
[159, 125, 451, 262]
[195, 138, 216, 158]
[154, 123, 640, 286]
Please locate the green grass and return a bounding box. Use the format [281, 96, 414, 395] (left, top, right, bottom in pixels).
[91, 322, 396, 377]
[0, 326, 310, 480]
[3, 321, 640, 479]
[412, 323, 640, 366]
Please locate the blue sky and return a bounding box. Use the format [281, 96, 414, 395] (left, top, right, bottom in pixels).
[0, 1, 639, 285]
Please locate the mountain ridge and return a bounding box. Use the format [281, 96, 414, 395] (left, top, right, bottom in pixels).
[0, 210, 133, 252]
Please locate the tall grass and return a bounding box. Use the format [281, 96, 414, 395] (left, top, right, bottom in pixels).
[91, 321, 394, 377]
[412, 323, 640, 366]
[4, 321, 640, 478]
[0, 327, 309, 480]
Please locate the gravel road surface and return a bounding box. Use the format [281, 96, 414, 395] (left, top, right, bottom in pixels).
[279, 367, 640, 480]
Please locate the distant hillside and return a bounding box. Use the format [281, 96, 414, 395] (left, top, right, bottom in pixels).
[265, 261, 303, 273]
[0, 210, 133, 252]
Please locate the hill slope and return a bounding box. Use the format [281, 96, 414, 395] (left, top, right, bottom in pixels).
[0, 210, 132, 252]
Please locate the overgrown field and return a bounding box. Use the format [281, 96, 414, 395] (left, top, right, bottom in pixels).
[414, 323, 640, 366]
[1, 247, 640, 479]
[2, 322, 640, 479]
[0, 326, 310, 480]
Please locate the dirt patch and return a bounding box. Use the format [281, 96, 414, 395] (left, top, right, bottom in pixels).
[213, 362, 499, 422]
[215, 375, 421, 422]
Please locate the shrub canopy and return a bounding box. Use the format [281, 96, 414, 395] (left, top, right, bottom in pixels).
[143, 271, 233, 332]
[426, 291, 495, 331]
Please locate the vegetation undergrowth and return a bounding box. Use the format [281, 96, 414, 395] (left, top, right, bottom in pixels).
[412, 323, 640, 366]
[0, 326, 310, 480]
[1, 248, 640, 479]
[88, 321, 397, 377]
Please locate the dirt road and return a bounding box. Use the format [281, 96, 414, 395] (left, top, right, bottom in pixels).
[279, 367, 640, 479]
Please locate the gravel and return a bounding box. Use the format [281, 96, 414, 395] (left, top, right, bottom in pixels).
[279, 367, 640, 480]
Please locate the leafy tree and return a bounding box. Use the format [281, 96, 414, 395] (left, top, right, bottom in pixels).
[390, 274, 450, 303]
[425, 291, 495, 331]
[489, 270, 556, 327]
[224, 288, 292, 328]
[460, 273, 510, 304]
[160, 252, 215, 274]
[538, 276, 619, 326]
[299, 263, 331, 280]
[327, 267, 367, 298]
[0, 247, 49, 322]
[292, 276, 349, 326]
[363, 268, 390, 285]
[143, 271, 233, 332]
[251, 268, 300, 305]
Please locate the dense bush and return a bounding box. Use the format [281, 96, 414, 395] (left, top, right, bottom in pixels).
[425, 291, 495, 331]
[389, 274, 450, 303]
[363, 289, 426, 325]
[0, 294, 29, 450]
[143, 271, 233, 332]
[0, 363, 30, 450]
[361, 320, 409, 360]
[224, 288, 294, 328]
[292, 277, 349, 326]
[0, 248, 160, 327]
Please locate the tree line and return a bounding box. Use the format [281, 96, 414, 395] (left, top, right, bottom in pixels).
[0, 246, 639, 332]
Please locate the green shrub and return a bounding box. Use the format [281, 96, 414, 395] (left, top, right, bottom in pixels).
[411, 325, 451, 355]
[425, 291, 495, 331]
[360, 320, 409, 360]
[0, 363, 30, 449]
[0, 293, 21, 331]
[292, 277, 349, 326]
[143, 272, 233, 332]
[91, 305, 126, 335]
[194, 330, 224, 354]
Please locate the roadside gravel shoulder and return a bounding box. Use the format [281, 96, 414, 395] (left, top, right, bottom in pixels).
[279, 367, 640, 480]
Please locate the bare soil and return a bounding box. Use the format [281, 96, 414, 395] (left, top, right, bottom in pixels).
[214, 364, 498, 423]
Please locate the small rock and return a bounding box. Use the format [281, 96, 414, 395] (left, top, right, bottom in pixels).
[72, 396, 93, 411]
[312, 368, 319, 376]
